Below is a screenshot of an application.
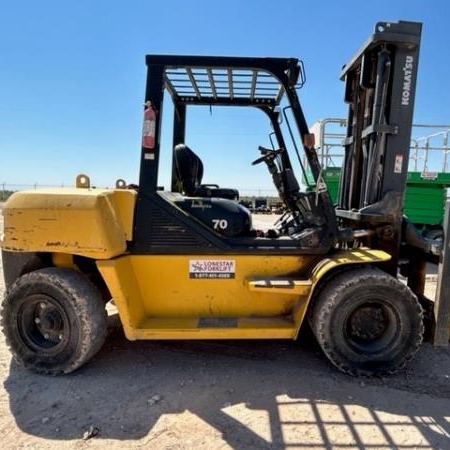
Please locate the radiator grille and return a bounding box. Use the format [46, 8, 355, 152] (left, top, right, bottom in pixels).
[148, 206, 212, 247]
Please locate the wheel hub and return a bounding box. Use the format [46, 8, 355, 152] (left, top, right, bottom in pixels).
[19, 294, 68, 352]
[348, 304, 388, 342]
[36, 306, 64, 340]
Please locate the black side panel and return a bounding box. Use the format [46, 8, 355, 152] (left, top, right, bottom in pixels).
[146, 206, 208, 247]
[131, 193, 226, 254]
[131, 193, 331, 255]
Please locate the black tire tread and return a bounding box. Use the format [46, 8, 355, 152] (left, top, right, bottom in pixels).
[1, 267, 107, 375]
[310, 267, 424, 376]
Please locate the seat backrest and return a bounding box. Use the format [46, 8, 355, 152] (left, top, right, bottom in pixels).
[174, 144, 204, 196]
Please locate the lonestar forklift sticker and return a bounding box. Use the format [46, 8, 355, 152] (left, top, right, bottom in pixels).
[189, 260, 236, 279]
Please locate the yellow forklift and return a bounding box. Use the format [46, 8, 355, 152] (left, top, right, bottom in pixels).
[2, 20, 445, 376]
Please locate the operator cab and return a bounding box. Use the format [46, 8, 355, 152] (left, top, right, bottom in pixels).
[133, 55, 339, 252]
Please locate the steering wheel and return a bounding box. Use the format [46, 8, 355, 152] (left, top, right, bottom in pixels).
[251, 146, 284, 165]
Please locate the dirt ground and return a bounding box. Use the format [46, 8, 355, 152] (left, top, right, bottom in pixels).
[0, 206, 449, 449]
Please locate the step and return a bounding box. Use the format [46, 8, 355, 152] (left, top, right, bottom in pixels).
[128, 316, 297, 340]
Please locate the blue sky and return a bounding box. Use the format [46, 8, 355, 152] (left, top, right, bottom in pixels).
[0, 1, 448, 195]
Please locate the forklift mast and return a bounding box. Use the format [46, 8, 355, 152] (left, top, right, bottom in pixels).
[337, 21, 422, 272]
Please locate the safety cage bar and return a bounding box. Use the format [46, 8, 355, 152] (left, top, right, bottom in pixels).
[146, 55, 306, 107]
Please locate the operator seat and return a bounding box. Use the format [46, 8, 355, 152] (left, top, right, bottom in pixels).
[174, 144, 239, 200]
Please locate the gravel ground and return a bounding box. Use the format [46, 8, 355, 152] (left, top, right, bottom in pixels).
[0, 206, 449, 449]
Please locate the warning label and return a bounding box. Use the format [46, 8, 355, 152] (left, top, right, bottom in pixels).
[189, 260, 235, 279]
[394, 154, 403, 174]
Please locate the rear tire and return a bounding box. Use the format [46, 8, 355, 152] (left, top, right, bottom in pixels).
[1, 268, 107, 375]
[309, 267, 423, 376]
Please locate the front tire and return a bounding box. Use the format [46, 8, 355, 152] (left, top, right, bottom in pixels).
[310, 267, 423, 376]
[1, 268, 107, 375]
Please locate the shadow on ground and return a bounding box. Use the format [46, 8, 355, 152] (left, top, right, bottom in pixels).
[4, 323, 450, 449]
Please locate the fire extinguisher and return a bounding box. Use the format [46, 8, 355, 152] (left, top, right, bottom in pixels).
[142, 101, 156, 149]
